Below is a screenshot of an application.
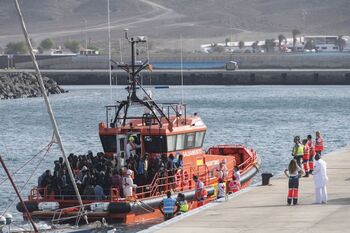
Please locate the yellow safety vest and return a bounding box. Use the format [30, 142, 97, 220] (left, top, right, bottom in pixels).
[179, 201, 189, 213]
[293, 144, 304, 156]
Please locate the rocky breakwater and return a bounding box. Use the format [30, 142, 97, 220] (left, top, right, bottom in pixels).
[0, 72, 65, 100]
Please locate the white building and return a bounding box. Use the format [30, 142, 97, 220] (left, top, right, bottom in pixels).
[303, 36, 339, 52]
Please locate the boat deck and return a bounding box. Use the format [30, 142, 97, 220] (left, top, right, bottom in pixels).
[140, 148, 350, 233]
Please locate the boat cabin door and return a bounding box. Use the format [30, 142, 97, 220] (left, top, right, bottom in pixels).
[115, 135, 127, 169]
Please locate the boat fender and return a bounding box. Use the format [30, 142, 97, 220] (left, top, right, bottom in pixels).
[38, 202, 59, 211]
[107, 202, 131, 213]
[90, 202, 110, 212]
[16, 201, 38, 213]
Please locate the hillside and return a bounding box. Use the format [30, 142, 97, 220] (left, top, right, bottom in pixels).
[0, 0, 349, 51]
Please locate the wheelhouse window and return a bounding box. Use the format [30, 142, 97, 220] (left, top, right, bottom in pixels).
[175, 134, 185, 150]
[167, 135, 176, 152]
[195, 131, 206, 147]
[167, 131, 206, 152]
[144, 135, 167, 153]
[185, 133, 195, 149]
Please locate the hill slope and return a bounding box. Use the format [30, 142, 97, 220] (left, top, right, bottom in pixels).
[0, 0, 349, 51]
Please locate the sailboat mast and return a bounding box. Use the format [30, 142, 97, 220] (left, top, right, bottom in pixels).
[13, 0, 86, 217]
[0, 155, 39, 233]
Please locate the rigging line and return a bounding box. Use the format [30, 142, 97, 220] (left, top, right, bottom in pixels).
[0, 142, 53, 186]
[119, 38, 123, 63]
[107, 0, 113, 103]
[180, 34, 184, 104]
[14, 0, 86, 219]
[1, 142, 53, 216]
[146, 37, 152, 86]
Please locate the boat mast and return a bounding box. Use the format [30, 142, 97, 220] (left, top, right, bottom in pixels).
[0, 155, 39, 233]
[13, 0, 86, 221]
[112, 30, 172, 128]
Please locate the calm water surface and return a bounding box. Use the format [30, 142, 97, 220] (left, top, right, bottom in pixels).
[1, 85, 350, 231]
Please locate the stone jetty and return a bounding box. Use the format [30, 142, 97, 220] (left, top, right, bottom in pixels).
[0, 72, 65, 100]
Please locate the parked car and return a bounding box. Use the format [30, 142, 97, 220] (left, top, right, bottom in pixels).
[225, 61, 238, 70]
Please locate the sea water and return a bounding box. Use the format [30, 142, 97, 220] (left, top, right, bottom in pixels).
[1, 85, 350, 231]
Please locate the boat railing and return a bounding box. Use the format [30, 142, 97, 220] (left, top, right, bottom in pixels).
[30, 154, 255, 203]
[51, 203, 92, 227]
[104, 103, 187, 128]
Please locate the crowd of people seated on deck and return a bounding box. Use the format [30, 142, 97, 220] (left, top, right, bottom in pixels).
[37, 149, 184, 200]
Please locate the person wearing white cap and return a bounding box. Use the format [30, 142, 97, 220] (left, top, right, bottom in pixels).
[122, 169, 137, 198]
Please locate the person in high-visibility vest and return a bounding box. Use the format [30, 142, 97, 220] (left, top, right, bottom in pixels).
[302, 139, 310, 177]
[307, 135, 316, 174]
[315, 131, 324, 156]
[159, 191, 180, 220]
[292, 136, 304, 167]
[176, 193, 189, 215]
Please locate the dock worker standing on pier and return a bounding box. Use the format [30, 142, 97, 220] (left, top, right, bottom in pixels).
[159, 191, 180, 220]
[315, 131, 324, 156]
[302, 139, 310, 177]
[292, 136, 304, 167]
[284, 159, 304, 205]
[307, 135, 316, 174]
[313, 154, 328, 204]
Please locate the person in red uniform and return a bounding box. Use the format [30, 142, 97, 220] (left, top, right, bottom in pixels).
[302, 139, 310, 177]
[228, 174, 241, 193]
[307, 135, 316, 174]
[315, 131, 324, 157]
[193, 175, 207, 207]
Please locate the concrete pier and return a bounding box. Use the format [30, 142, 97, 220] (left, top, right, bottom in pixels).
[142, 149, 350, 233]
[2, 69, 350, 85]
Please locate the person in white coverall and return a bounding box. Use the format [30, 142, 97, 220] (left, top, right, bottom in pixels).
[313, 154, 328, 204]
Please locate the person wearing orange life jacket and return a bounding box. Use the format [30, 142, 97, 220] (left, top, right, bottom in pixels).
[292, 136, 304, 167]
[307, 135, 316, 174]
[302, 139, 310, 177]
[315, 131, 324, 156]
[193, 175, 207, 206]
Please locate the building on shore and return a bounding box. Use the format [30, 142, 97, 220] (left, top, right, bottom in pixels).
[202, 35, 350, 53]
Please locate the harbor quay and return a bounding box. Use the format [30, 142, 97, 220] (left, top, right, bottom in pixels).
[141, 149, 350, 233]
[2, 69, 350, 85]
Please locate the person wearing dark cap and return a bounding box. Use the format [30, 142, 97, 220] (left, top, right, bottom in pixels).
[292, 136, 304, 167]
[159, 191, 180, 220]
